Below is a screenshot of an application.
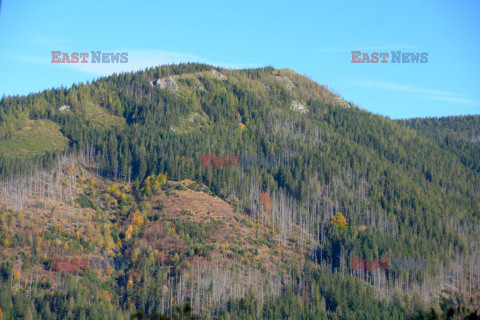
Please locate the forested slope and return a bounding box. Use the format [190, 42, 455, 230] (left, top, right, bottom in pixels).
[0, 63, 478, 319]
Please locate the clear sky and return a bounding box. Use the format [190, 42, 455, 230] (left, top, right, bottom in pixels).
[0, 0, 479, 119]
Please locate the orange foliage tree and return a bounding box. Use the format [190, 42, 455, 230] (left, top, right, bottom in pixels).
[259, 193, 272, 216]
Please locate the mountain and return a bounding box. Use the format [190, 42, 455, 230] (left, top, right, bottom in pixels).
[0, 63, 479, 319]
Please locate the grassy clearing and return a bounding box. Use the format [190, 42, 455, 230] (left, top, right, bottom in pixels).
[0, 119, 69, 159]
[82, 102, 126, 128]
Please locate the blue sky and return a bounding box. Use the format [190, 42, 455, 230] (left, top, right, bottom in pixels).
[0, 0, 479, 119]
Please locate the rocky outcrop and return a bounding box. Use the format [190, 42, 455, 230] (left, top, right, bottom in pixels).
[334, 96, 350, 108]
[149, 76, 179, 91]
[290, 100, 308, 114]
[279, 76, 294, 89]
[59, 105, 71, 112]
[210, 69, 227, 80]
[188, 112, 200, 122]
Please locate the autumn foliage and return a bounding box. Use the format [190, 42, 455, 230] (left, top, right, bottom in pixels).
[141, 173, 167, 197]
[331, 212, 348, 230]
[259, 192, 272, 216]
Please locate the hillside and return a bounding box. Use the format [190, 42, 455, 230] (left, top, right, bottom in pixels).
[0, 63, 479, 319]
[0, 158, 313, 318]
[400, 115, 480, 173]
[0, 119, 69, 159]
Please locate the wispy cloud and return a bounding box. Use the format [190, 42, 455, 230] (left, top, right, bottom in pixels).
[26, 35, 70, 46]
[352, 80, 460, 97]
[424, 96, 479, 105]
[12, 49, 259, 76]
[14, 54, 50, 64]
[351, 80, 478, 105]
[315, 45, 417, 53]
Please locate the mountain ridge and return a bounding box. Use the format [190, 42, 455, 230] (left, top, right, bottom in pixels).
[0, 63, 479, 319]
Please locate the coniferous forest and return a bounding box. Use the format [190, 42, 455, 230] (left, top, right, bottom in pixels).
[0, 63, 479, 319]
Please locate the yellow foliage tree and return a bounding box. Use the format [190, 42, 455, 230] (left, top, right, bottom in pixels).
[142, 173, 167, 196]
[331, 212, 348, 230]
[12, 269, 20, 282]
[157, 173, 167, 185]
[125, 225, 133, 241]
[132, 210, 143, 227]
